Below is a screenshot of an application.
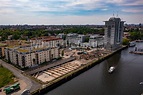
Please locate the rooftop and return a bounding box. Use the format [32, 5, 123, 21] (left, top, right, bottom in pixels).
[0, 43, 7, 47]
[31, 36, 62, 42]
[17, 49, 29, 53]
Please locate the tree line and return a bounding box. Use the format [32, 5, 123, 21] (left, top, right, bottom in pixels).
[0, 27, 104, 41]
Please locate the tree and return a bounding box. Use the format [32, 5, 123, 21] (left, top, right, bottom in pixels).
[84, 37, 89, 42]
[122, 38, 130, 45]
[12, 34, 20, 40]
[61, 50, 64, 56]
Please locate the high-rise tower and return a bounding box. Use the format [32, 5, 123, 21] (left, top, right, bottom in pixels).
[104, 17, 125, 50]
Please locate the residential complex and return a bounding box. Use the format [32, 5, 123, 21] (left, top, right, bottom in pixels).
[4, 46, 60, 68]
[3, 36, 63, 68]
[30, 36, 65, 48]
[89, 35, 104, 48]
[65, 33, 104, 48]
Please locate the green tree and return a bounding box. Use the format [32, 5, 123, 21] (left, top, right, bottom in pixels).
[122, 38, 130, 45]
[61, 50, 64, 56]
[84, 37, 89, 42]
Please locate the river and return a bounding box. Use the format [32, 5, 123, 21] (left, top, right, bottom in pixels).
[45, 42, 143, 95]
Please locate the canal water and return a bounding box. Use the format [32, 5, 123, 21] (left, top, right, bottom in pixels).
[46, 43, 143, 95]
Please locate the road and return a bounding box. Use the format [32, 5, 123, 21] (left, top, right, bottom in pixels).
[26, 57, 76, 75]
[0, 59, 41, 94]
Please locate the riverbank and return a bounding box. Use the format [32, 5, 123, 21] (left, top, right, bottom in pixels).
[31, 46, 128, 95]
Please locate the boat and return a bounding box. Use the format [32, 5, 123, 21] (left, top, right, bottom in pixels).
[108, 66, 115, 73]
[129, 41, 136, 47]
[140, 82, 143, 85]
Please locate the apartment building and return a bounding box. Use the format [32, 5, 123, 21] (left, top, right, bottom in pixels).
[89, 35, 104, 48]
[30, 36, 64, 48]
[0, 43, 7, 58]
[104, 17, 125, 50]
[5, 46, 60, 68]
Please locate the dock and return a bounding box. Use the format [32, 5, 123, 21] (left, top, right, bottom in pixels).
[129, 51, 143, 55]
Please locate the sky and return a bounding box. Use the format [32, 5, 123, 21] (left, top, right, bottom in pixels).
[0, 0, 143, 25]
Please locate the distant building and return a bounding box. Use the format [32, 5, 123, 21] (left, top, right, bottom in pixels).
[89, 35, 104, 48]
[8, 35, 13, 40]
[30, 36, 65, 48]
[0, 43, 7, 58]
[57, 33, 66, 40]
[104, 17, 125, 50]
[56, 33, 67, 47]
[76, 35, 89, 45]
[66, 33, 78, 46]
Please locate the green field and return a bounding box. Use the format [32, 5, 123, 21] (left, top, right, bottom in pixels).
[0, 66, 14, 88]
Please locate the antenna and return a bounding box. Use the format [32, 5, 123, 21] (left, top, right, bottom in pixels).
[116, 11, 119, 17]
[112, 11, 115, 17]
[113, 13, 114, 17]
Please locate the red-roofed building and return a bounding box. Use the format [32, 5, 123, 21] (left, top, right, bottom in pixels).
[30, 36, 64, 48]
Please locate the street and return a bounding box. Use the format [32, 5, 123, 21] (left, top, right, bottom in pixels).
[0, 59, 41, 95]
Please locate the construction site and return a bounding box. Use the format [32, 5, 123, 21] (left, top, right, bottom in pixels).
[30, 47, 111, 83]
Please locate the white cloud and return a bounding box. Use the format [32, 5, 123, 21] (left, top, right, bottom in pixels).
[106, 0, 124, 3]
[0, 8, 15, 14]
[16, 0, 30, 2]
[122, 0, 143, 6]
[0, 0, 142, 24]
[101, 8, 108, 11]
[122, 9, 143, 13]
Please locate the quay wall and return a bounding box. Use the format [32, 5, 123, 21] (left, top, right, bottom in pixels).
[31, 46, 128, 95]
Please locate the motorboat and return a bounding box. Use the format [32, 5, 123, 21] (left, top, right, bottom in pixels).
[108, 66, 115, 73]
[140, 82, 143, 85]
[129, 41, 136, 47]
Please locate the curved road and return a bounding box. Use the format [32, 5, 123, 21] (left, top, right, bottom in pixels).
[0, 59, 41, 94]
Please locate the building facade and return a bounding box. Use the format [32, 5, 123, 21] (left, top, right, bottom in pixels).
[4, 46, 60, 68]
[89, 35, 104, 48]
[30, 36, 65, 48]
[104, 17, 125, 50]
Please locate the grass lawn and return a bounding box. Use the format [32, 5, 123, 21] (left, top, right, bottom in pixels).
[0, 66, 15, 88]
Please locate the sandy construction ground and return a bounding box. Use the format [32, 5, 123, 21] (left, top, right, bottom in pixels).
[35, 59, 92, 83]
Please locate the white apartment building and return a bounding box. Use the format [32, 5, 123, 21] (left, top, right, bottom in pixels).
[66, 33, 90, 46]
[89, 35, 104, 48]
[76, 35, 88, 45]
[66, 33, 78, 46]
[4, 46, 60, 68]
[30, 36, 64, 48]
[57, 33, 66, 39]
